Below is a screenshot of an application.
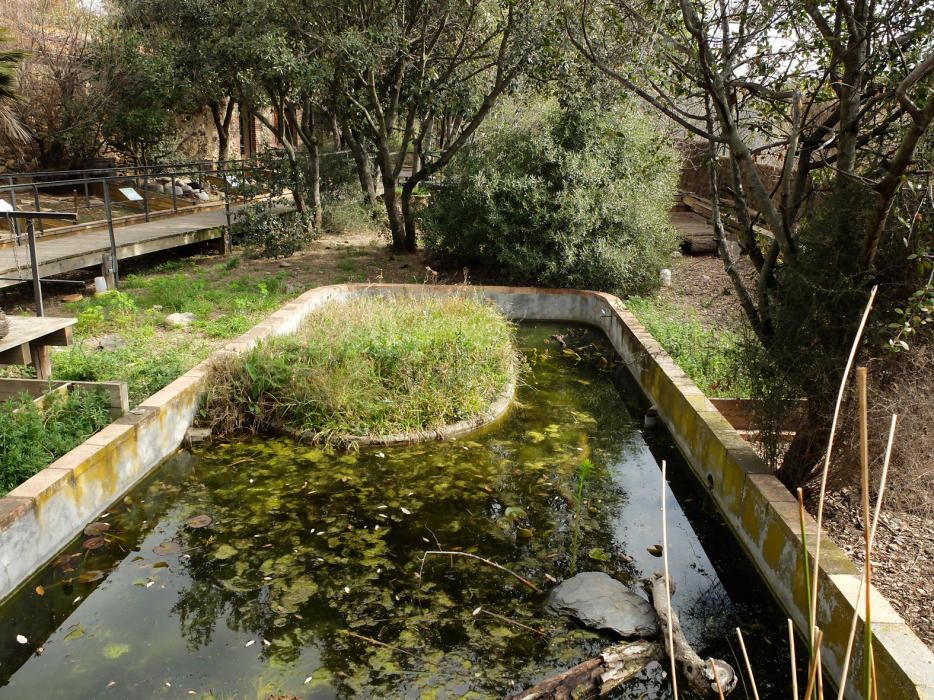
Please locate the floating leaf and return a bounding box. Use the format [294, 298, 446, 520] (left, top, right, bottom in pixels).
[213, 544, 238, 560]
[82, 537, 107, 550]
[153, 541, 181, 555]
[504, 506, 527, 520]
[34, 585, 44, 596]
[52, 553, 80, 567]
[185, 514, 213, 529]
[103, 643, 130, 659]
[524, 431, 545, 443]
[64, 624, 85, 642]
[588, 547, 610, 562]
[16, 634, 27, 644]
[77, 570, 105, 583]
[83, 522, 111, 537]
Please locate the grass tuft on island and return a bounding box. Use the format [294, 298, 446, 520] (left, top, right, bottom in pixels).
[204, 294, 518, 444]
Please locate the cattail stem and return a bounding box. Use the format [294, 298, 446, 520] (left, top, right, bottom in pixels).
[856, 368, 874, 700]
[736, 627, 760, 700]
[836, 414, 896, 700]
[803, 628, 824, 700]
[661, 460, 679, 700]
[789, 618, 799, 700]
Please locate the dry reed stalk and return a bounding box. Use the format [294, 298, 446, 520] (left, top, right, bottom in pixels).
[789, 618, 799, 700]
[797, 488, 814, 654]
[661, 459, 679, 700]
[835, 414, 896, 700]
[736, 628, 760, 700]
[709, 658, 726, 700]
[809, 286, 877, 637]
[802, 627, 825, 700]
[857, 368, 875, 700]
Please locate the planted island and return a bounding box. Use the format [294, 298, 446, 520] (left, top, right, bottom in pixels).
[204, 294, 519, 446]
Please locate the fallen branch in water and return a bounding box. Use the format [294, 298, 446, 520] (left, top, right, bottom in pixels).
[505, 639, 663, 700]
[507, 572, 738, 699]
[418, 550, 542, 593]
[475, 607, 547, 638]
[647, 572, 737, 697]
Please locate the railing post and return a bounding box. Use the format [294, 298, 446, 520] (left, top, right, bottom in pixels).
[223, 162, 233, 245]
[101, 179, 120, 289]
[170, 169, 178, 213]
[142, 168, 151, 222]
[84, 181, 90, 210]
[31, 184, 44, 236]
[26, 218, 44, 317]
[7, 177, 19, 244]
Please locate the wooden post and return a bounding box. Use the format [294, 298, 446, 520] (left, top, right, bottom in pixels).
[101, 253, 116, 290]
[26, 219, 44, 317]
[29, 343, 51, 380]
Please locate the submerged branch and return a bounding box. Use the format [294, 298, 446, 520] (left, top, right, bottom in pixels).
[418, 550, 541, 593]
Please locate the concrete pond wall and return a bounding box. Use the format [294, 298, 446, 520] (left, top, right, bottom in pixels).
[0, 283, 930, 700]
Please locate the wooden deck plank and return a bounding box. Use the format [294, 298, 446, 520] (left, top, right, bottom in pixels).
[0, 206, 241, 290]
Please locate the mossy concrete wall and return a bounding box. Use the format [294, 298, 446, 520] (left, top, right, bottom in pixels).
[0, 283, 930, 700]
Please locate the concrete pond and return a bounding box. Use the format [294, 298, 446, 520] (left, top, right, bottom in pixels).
[0, 285, 930, 699]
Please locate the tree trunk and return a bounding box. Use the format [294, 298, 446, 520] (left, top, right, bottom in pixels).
[210, 99, 236, 163]
[776, 399, 830, 488]
[401, 177, 420, 252]
[306, 111, 323, 228]
[344, 126, 378, 207]
[379, 151, 405, 250]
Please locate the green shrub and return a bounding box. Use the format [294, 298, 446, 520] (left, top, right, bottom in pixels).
[0, 388, 111, 495]
[625, 296, 750, 397]
[232, 205, 318, 259]
[204, 294, 518, 443]
[322, 198, 384, 237]
[421, 100, 679, 295]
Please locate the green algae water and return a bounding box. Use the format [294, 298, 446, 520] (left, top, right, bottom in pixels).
[0, 325, 798, 699]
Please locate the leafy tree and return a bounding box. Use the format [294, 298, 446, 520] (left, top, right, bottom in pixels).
[311, 0, 546, 251]
[422, 98, 679, 295]
[89, 29, 187, 165]
[569, 0, 934, 485]
[112, 0, 240, 162]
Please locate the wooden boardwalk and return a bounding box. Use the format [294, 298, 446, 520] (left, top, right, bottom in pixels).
[0, 207, 235, 290]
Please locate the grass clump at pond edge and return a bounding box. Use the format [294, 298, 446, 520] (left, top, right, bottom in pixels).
[625, 296, 751, 398]
[204, 294, 518, 443]
[0, 388, 112, 495]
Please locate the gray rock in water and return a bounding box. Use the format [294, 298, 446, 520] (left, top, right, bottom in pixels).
[546, 572, 657, 638]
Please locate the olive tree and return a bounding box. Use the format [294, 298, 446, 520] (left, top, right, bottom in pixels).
[569, 0, 934, 485]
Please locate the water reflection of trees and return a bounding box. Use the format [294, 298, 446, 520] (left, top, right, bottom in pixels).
[165, 341, 648, 696]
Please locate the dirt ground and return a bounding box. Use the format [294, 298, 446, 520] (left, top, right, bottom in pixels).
[5, 220, 932, 651]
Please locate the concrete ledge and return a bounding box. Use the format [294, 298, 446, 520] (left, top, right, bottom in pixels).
[0, 283, 929, 700]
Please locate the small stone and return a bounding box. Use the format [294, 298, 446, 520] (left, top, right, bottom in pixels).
[165, 312, 196, 327]
[95, 334, 124, 351]
[196, 191, 210, 202]
[546, 572, 657, 638]
[279, 261, 291, 268]
[62, 293, 83, 303]
[185, 427, 212, 445]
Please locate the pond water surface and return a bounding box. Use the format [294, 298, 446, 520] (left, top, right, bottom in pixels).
[0, 324, 799, 698]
